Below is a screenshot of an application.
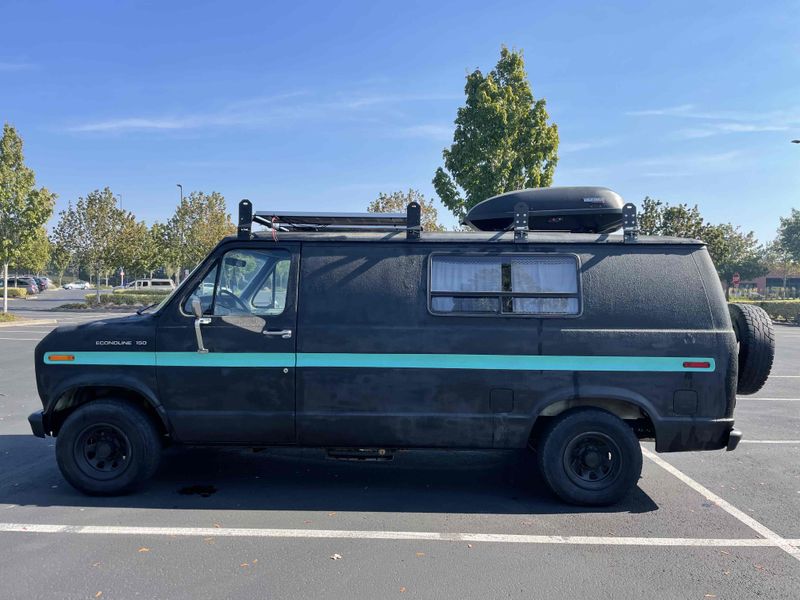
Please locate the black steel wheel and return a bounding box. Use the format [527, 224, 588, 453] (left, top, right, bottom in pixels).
[537, 408, 642, 506]
[56, 400, 161, 495]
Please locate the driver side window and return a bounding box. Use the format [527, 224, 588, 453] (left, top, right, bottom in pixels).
[184, 248, 291, 317]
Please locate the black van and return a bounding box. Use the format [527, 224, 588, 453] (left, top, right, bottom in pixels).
[28, 187, 774, 505]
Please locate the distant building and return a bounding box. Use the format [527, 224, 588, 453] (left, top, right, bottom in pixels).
[739, 270, 800, 297]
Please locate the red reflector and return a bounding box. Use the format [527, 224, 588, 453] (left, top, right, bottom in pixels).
[683, 361, 710, 369]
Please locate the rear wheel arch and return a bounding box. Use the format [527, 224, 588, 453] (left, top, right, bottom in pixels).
[529, 397, 656, 445]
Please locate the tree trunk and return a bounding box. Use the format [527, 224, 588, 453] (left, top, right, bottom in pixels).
[2, 263, 8, 314]
[96, 268, 101, 300]
[724, 282, 731, 301]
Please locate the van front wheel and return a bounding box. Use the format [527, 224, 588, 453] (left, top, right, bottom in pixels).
[55, 400, 161, 495]
[536, 408, 642, 506]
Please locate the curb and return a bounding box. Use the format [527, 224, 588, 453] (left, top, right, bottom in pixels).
[0, 318, 57, 328]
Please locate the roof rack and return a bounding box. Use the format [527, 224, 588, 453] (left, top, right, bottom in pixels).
[237, 200, 422, 240]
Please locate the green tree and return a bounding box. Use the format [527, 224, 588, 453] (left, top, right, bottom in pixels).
[765, 239, 800, 298]
[117, 216, 161, 280]
[164, 191, 235, 282]
[702, 223, 768, 299]
[368, 189, 446, 232]
[73, 188, 127, 298]
[13, 226, 50, 274]
[50, 203, 81, 286]
[778, 208, 800, 262]
[0, 124, 56, 312]
[433, 46, 559, 220]
[639, 197, 705, 239]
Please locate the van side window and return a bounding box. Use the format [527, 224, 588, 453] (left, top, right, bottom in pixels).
[184, 248, 291, 317]
[429, 254, 580, 316]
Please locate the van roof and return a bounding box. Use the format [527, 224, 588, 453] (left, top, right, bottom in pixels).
[241, 230, 704, 246]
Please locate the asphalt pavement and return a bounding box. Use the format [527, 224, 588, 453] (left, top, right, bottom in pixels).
[0, 293, 798, 599]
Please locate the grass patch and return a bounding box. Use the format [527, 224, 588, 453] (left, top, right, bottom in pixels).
[85, 293, 165, 307]
[0, 313, 17, 322]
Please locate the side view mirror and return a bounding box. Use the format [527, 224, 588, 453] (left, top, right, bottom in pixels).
[191, 297, 204, 319]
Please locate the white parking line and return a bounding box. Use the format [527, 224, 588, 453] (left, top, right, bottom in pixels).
[770, 376, 800, 378]
[0, 522, 778, 547]
[740, 398, 800, 401]
[642, 447, 800, 561]
[0, 337, 45, 341]
[740, 440, 800, 444]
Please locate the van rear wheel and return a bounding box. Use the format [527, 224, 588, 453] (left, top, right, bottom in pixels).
[536, 408, 642, 506]
[55, 400, 161, 495]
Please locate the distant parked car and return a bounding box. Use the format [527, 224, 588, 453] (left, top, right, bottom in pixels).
[1, 277, 38, 295]
[114, 278, 176, 291]
[32, 276, 52, 291]
[63, 280, 92, 290]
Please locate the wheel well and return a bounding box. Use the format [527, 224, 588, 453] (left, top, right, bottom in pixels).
[529, 399, 656, 446]
[49, 386, 169, 438]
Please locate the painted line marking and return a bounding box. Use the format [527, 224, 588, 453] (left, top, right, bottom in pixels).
[740, 398, 800, 402]
[642, 447, 800, 561]
[0, 337, 45, 341]
[0, 523, 778, 547]
[770, 376, 800, 378]
[740, 440, 800, 445]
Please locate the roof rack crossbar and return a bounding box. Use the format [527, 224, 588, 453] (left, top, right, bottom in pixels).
[239, 201, 424, 239]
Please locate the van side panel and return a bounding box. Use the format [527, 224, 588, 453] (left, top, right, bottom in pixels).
[296, 241, 734, 452]
[296, 242, 546, 448]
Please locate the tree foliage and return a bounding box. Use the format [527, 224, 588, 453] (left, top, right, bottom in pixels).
[50, 203, 81, 285]
[72, 188, 128, 296]
[368, 189, 446, 232]
[639, 196, 767, 297]
[778, 208, 800, 262]
[164, 191, 235, 281]
[433, 47, 559, 220]
[13, 226, 50, 274]
[0, 124, 56, 311]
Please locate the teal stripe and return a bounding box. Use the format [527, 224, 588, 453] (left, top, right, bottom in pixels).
[45, 351, 715, 372]
[296, 353, 715, 372]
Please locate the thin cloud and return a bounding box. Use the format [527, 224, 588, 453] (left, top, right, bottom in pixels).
[0, 61, 36, 71]
[628, 103, 800, 140]
[66, 90, 460, 134]
[560, 137, 620, 153]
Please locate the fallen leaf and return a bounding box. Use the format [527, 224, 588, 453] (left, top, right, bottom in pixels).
[252, 559, 258, 564]
[328, 512, 337, 517]
[95, 593, 102, 599]
[330, 553, 342, 560]
[203, 537, 215, 544]
[399, 587, 407, 593]
[704, 595, 716, 598]
[92, 561, 102, 568]
[415, 552, 425, 557]
[138, 547, 150, 553]
[719, 550, 730, 556]
[240, 563, 249, 568]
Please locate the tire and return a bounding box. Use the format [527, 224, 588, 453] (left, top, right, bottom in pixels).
[536, 408, 642, 506]
[55, 400, 161, 495]
[729, 303, 775, 395]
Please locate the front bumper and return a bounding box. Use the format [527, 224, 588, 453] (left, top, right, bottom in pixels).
[655, 418, 741, 452]
[28, 410, 46, 438]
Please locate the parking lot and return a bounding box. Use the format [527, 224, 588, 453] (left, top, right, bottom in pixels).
[0, 310, 798, 599]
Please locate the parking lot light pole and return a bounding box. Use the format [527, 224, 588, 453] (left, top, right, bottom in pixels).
[177, 184, 183, 202]
[792, 140, 800, 144]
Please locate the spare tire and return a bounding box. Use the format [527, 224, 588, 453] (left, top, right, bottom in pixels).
[729, 303, 775, 395]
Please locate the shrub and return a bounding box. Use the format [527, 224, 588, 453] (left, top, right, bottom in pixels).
[3, 288, 27, 298]
[0, 312, 17, 322]
[85, 293, 165, 307]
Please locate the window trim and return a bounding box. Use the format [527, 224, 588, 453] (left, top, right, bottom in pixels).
[177, 247, 293, 319]
[427, 251, 583, 318]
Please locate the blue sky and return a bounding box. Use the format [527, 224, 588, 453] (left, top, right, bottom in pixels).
[2, 0, 798, 241]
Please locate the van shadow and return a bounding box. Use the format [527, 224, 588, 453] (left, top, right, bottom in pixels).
[1, 435, 658, 515]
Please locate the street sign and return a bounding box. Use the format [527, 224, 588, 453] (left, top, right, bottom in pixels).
[732, 272, 741, 286]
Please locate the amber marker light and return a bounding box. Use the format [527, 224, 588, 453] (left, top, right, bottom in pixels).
[48, 355, 75, 362]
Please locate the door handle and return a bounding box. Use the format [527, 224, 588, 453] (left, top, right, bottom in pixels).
[263, 329, 292, 339]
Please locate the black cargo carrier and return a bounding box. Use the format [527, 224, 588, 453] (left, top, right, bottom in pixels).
[464, 186, 625, 234]
[29, 186, 774, 506]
